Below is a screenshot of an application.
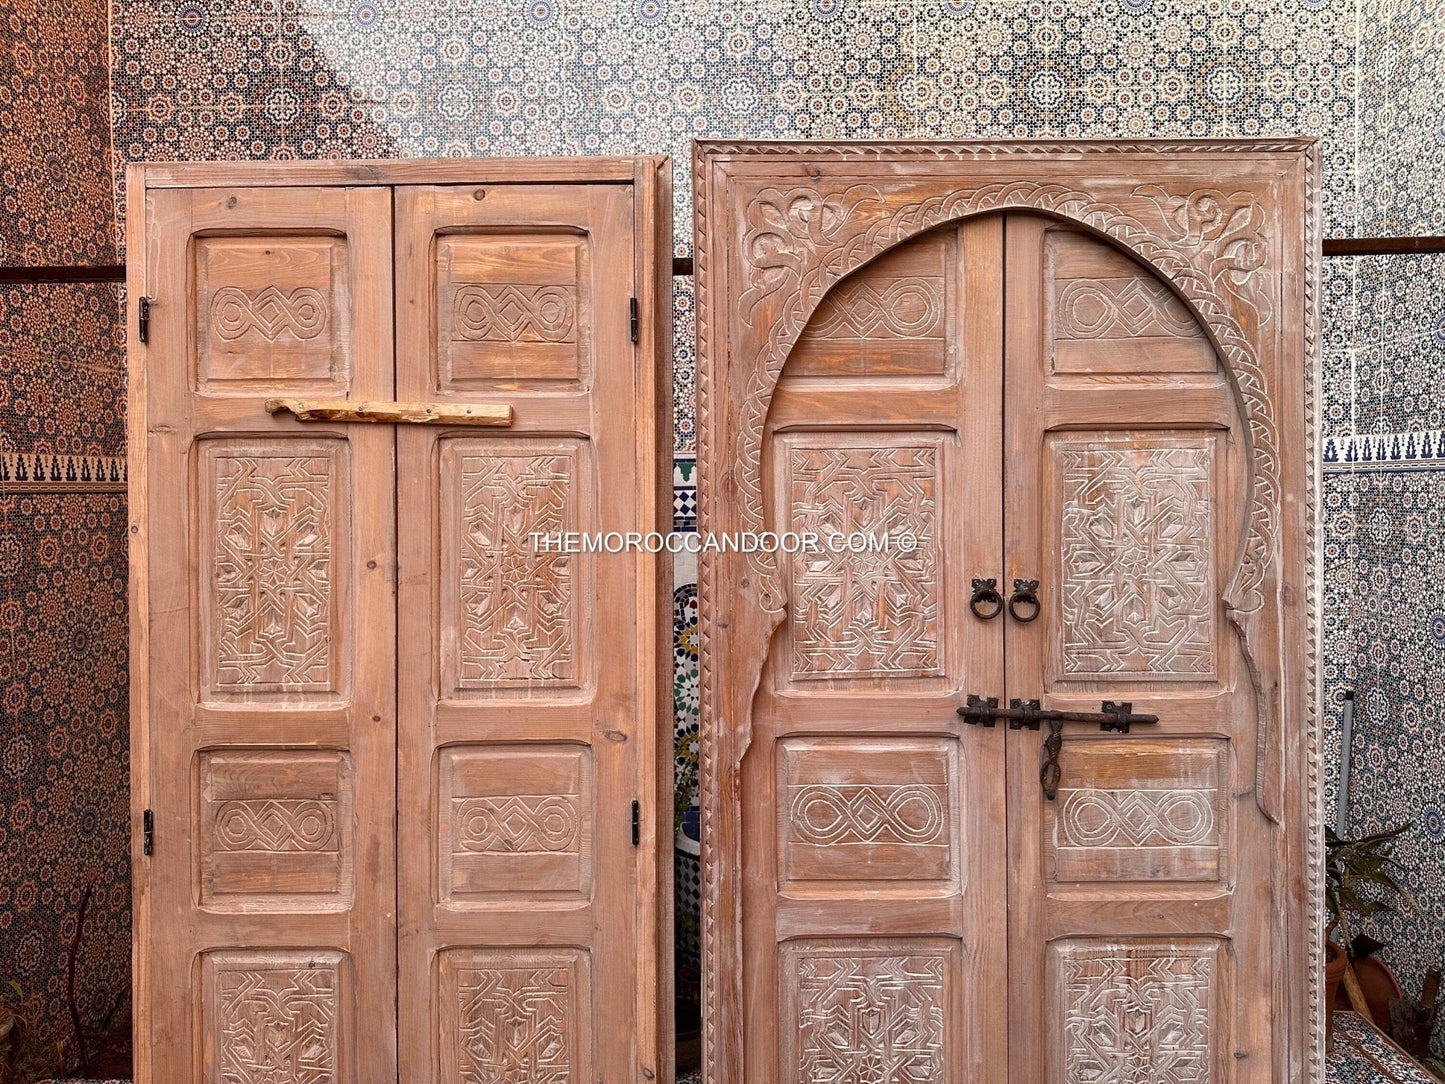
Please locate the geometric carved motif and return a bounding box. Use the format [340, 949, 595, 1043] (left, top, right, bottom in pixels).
[213, 799, 338, 852]
[779, 739, 957, 887]
[438, 745, 593, 902]
[1055, 277, 1198, 340]
[455, 449, 575, 687]
[788, 942, 948, 1084]
[808, 278, 943, 339]
[452, 958, 578, 1084]
[1057, 789, 1215, 850]
[452, 284, 577, 343]
[791, 785, 945, 846]
[212, 285, 330, 341]
[207, 953, 341, 1084]
[199, 749, 353, 907]
[1046, 740, 1225, 885]
[787, 440, 942, 680]
[210, 450, 336, 691]
[1056, 437, 1215, 679]
[1054, 940, 1216, 1084]
[454, 795, 581, 853]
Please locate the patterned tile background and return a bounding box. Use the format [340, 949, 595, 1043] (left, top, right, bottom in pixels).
[1, 0, 132, 1070]
[0, 280, 130, 1071]
[4, 0, 1445, 1070]
[0, 0, 115, 265]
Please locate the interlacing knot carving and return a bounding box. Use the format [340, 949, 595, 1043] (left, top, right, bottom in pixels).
[212, 285, 329, 341]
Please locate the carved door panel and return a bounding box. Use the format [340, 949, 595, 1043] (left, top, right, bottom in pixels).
[695, 142, 1315, 1084]
[741, 219, 1010, 1083]
[134, 185, 397, 1081]
[1002, 214, 1270, 1083]
[393, 183, 661, 1083]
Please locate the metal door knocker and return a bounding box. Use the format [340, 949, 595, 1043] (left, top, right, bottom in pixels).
[969, 578, 1004, 620]
[1008, 578, 1040, 623]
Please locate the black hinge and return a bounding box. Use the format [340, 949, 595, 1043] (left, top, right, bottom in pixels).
[629, 297, 639, 344]
[142, 809, 154, 856]
[631, 800, 640, 846]
[137, 297, 152, 343]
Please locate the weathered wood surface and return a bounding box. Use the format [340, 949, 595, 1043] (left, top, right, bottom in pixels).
[128, 158, 674, 1084]
[265, 397, 514, 426]
[693, 140, 1318, 1084]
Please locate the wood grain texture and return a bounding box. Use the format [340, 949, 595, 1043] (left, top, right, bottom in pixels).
[393, 179, 669, 1084]
[265, 397, 514, 425]
[132, 182, 397, 1082]
[693, 140, 1317, 1084]
[129, 159, 673, 1084]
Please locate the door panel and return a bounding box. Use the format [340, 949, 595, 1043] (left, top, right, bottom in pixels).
[1004, 213, 1268, 1082]
[138, 185, 396, 1081]
[743, 218, 1009, 1083]
[394, 183, 648, 1083]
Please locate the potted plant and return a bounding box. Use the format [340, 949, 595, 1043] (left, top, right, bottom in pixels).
[1324, 822, 1420, 1040]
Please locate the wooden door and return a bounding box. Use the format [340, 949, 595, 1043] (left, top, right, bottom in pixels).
[1002, 214, 1270, 1082]
[393, 180, 665, 1083]
[130, 158, 674, 1084]
[741, 218, 1010, 1083]
[694, 142, 1316, 1083]
[131, 184, 398, 1081]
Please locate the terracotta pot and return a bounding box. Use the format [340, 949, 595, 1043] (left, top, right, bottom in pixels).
[1333, 951, 1405, 1033]
[1325, 941, 1349, 1049]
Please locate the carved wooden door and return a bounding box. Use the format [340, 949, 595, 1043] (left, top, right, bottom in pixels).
[694, 142, 1316, 1083]
[393, 182, 663, 1084]
[129, 160, 673, 1084]
[1001, 213, 1275, 1083]
[132, 184, 399, 1082]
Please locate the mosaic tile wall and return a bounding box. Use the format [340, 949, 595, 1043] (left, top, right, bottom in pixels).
[0, 0, 115, 266]
[0, 0, 132, 1071]
[0, 0, 1415, 1062]
[0, 282, 131, 1070]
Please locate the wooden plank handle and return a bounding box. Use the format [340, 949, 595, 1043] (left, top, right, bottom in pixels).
[265, 398, 513, 427]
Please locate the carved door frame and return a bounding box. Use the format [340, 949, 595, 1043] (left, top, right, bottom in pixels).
[693, 140, 1320, 1081]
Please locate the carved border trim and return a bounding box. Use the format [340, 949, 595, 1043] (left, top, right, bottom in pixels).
[1303, 137, 1324, 1083]
[694, 139, 1319, 1084]
[727, 179, 1285, 852]
[733, 179, 1278, 622]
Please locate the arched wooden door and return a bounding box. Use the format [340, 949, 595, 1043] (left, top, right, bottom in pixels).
[694, 142, 1318, 1083]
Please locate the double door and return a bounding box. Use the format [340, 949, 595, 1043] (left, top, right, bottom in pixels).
[748, 212, 1264, 1080]
[128, 161, 672, 1082]
[695, 140, 1314, 1084]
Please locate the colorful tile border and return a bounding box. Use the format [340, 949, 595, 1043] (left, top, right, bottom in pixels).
[1324, 430, 1445, 472]
[0, 451, 127, 491]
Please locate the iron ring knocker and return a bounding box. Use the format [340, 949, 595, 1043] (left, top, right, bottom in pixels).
[1008, 579, 1041, 624]
[969, 578, 1004, 621]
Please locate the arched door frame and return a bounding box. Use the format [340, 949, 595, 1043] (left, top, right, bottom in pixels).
[693, 139, 1321, 1083]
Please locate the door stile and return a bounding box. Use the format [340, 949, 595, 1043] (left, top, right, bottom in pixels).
[1001, 211, 1048, 1084]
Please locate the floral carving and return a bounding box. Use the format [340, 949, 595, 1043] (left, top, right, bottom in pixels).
[693, 141, 1318, 1084]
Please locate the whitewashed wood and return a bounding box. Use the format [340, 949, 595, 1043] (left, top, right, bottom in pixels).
[693, 140, 1318, 1084]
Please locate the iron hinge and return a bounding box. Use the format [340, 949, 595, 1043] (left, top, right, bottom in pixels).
[142, 808, 154, 856]
[629, 297, 639, 344]
[137, 297, 152, 344]
[631, 800, 641, 847]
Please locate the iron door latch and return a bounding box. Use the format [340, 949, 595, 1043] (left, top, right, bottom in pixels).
[957, 697, 1159, 799]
